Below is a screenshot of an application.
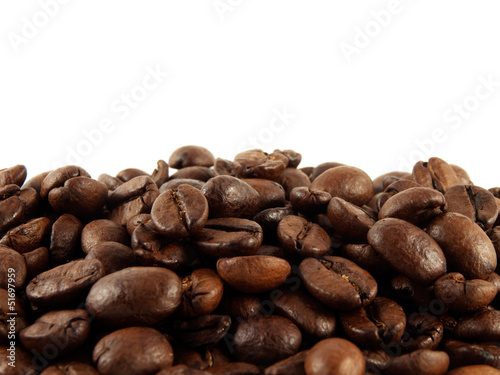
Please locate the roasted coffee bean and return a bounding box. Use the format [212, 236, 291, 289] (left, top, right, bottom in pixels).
[50, 214, 83, 265]
[0, 165, 27, 187]
[279, 149, 302, 169]
[378, 187, 446, 225]
[368, 218, 447, 285]
[434, 272, 497, 313]
[310, 165, 374, 206]
[376, 179, 423, 211]
[277, 168, 311, 199]
[81, 219, 130, 255]
[310, 162, 345, 181]
[40, 166, 91, 199]
[452, 164, 473, 185]
[217, 255, 290, 293]
[299, 166, 314, 180]
[177, 268, 224, 318]
[26, 259, 104, 309]
[255, 244, 287, 258]
[454, 307, 500, 342]
[412, 157, 460, 193]
[151, 185, 209, 238]
[160, 178, 206, 193]
[390, 275, 435, 308]
[383, 349, 449, 375]
[363, 349, 392, 375]
[446, 365, 500, 374]
[486, 272, 500, 303]
[0, 185, 40, 233]
[277, 215, 331, 258]
[167, 315, 231, 347]
[169, 145, 215, 169]
[0, 288, 27, 345]
[289, 187, 331, 215]
[23, 246, 50, 279]
[192, 218, 263, 258]
[273, 288, 337, 339]
[340, 244, 392, 277]
[339, 296, 406, 349]
[264, 350, 308, 375]
[85, 241, 136, 274]
[242, 178, 286, 210]
[253, 206, 295, 238]
[131, 217, 167, 252]
[372, 171, 411, 194]
[304, 337, 365, 375]
[233, 149, 287, 180]
[427, 212, 496, 279]
[0, 245, 27, 290]
[327, 197, 376, 243]
[221, 293, 263, 320]
[445, 185, 499, 230]
[135, 240, 199, 270]
[299, 256, 377, 311]
[232, 315, 302, 365]
[126, 213, 152, 235]
[0, 217, 51, 253]
[0, 345, 37, 375]
[488, 227, 500, 270]
[152, 159, 170, 188]
[400, 311, 444, 352]
[214, 158, 236, 176]
[98, 173, 123, 191]
[205, 362, 260, 374]
[23, 171, 51, 193]
[169, 166, 214, 182]
[93, 327, 173, 375]
[116, 168, 149, 182]
[86, 266, 181, 328]
[156, 364, 211, 375]
[40, 361, 100, 375]
[20, 309, 91, 358]
[443, 338, 500, 369]
[201, 176, 259, 218]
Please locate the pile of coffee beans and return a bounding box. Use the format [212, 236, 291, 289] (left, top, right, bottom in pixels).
[1, 146, 500, 375]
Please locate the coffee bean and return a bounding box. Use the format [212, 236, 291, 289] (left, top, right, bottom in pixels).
[368, 218, 447, 285]
[85, 241, 136, 274]
[116, 168, 149, 182]
[264, 350, 308, 375]
[0, 165, 27, 188]
[446, 365, 500, 375]
[327, 197, 376, 243]
[233, 149, 287, 180]
[205, 362, 260, 374]
[277, 168, 311, 199]
[383, 349, 449, 375]
[454, 307, 500, 342]
[253, 206, 295, 239]
[169, 146, 215, 169]
[156, 365, 211, 374]
[151, 185, 209, 238]
[304, 337, 365, 375]
[412, 157, 460, 193]
[242, 178, 286, 210]
[299, 256, 377, 311]
[23, 246, 50, 280]
[289, 187, 331, 215]
[152, 159, 170, 188]
[0, 345, 38, 375]
[40, 361, 100, 375]
[86, 266, 181, 328]
[310, 162, 345, 181]
[221, 293, 263, 320]
[0, 185, 40, 233]
[372, 171, 412, 194]
[160, 178, 205, 193]
[50, 214, 83, 265]
[340, 243, 392, 277]
[40, 166, 91, 199]
[93, 327, 173, 375]
[81, 219, 130, 255]
[443, 338, 500, 369]
[362, 349, 392, 375]
[166, 315, 231, 347]
[401, 311, 444, 352]
[97, 173, 123, 191]
[0, 244, 27, 290]
[169, 166, 214, 182]
[135, 239, 199, 271]
[217, 255, 290, 293]
[0, 217, 51, 253]
[232, 315, 302, 365]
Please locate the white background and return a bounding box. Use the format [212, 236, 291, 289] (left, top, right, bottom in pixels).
[1, 1, 500, 188]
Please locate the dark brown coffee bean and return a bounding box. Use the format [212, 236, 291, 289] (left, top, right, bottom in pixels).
[277, 168, 311, 199]
[151, 185, 209, 238]
[340, 296, 406, 349]
[310, 162, 345, 181]
[0, 288, 27, 345]
[40, 361, 100, 375]
[81, 219, 130, 255]
[0, 245, 27, 290]
[368, 218, 447, 285]
[156, 364, 211, 375]
[20, 309, 90, 358]
[126, 213, 152, 235]
[383, 349, 449, 375]
[253, 206, 295, 238]
[116, 168, 149, 182]
[135, 240, 199, 271]
[304, 337, 365, 375]
[221, 293, 263, 320]
[232, 315, 302, 365]
[176, 268, 224, 319]
[86, 266, 181, 328]
[401, 311, 444, 352]
[488, 226, 500, 271]
[97, 173, 123, 191]
[327, 197, 376, 243]
[445, 185, 499, 230]
[242, 178, 286, 210]
[299, 256, 377, 311]
[213, 158, 235, 177]
[362, 349, 392, 375]
[152, 159, 170, 188]
[255, 244, 287, 259]
[40, 166, 91, 199]
[50, 214, 83, 266]
[160, 178, 205, 193]
[277, 149, 302, 169]
[273, 288, 336, 339]
[0, 217, 51, 253]
[264, 350, 308, 375]
[443, 338, 500, 370]
[169, 166, 214, 182]
[217, 255, 290, 293]
[378, 187, 446, 225]
[131, 217, 166, 252]
[310, 165, 374, 206]
[434, 272, 497, 313]
[289, 187, 331, 215]
[486, 272, 500, 302]
[233, 149, 287, 180]
[169, 146, 215, 169]
[26, 259, 104, 309]
[0, 345, 37, 375]
[167, 315, 231, 347]
[202, 176, 259, 218]
[23, 171, 51, 193]
[340, 244, 392, 277]
[372, 171, 411, 194]
[0, 165, 27, 188]
[390, 275, 435, 308]
[0, 185, 40, 233]
[23, 246, 50, 280]
[205, 362, 260, 375]
[446, 365, 500, 374]
[85, 241, 136, 274]
[277, 215, 331, 258]
[454, 307, 500, 342]
[192, 218, 263, 258]
[299, 166, 314, 180]
[427, 212, 496, 279]
[93, 327, 173, 375]
[412, 157, 460, 193]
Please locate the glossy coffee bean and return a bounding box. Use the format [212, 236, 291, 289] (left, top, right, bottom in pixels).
[0, 217, 51, 253]
[299, 256, 377, 311]
[362, 349, 392, 375]
[169, 145, 215, 169]
[26, 259, 104, 309]
[233, 149, 287, 180]
[383, 349, 449, 375]
[20, 309, 90, 358]
[454, 307, 500, 342]
[427, 212, 496, 279]
[368, 218, 447, 285]
[49, 214, 83, 265]
[401, 312, 444, 352]
[242, 178, 286, 210]
[85, 241, 136, 274]
[81, 219, 130, 255]
[151, 185, 209, 238]
[304, 337, 365, 375]
[167, 315, 231, 347]
[253, 206, 295, 238]
[23, 246, 50, 280]
[40, 166, 91, 199]
[232, 315, 302, 365]
[340, 244, 391, 277]
[289, 187, 331, 215]
[0, 245, 27, 290]
[116, 168, 149, 182]
[277, 168, 311, 199]
[169, 166, 214, 182]
[93, 327, 173, 375]
[135, 240, 198, 271]
[0, 185, 40, 233]
[217, 255, 290, 293]
[0, 164, 27, 187]
[327, 197, 376, 243]
[443, 338, 500, 370]
[160, 178, 205, 194]
[264, 350, 308, 375]
[412, 157, 460, 193]
[86, 266, 181, 328]
[310, 162, 345, 181]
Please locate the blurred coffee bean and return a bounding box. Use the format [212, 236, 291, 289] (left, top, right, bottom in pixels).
[454, 307, 500, 342]
[264, 350, 308, 375]
[0, 164, 27, 187]
[277, 168, 311, 199]
[383, 349, 449, 375]
[443, 338, 500, 369]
